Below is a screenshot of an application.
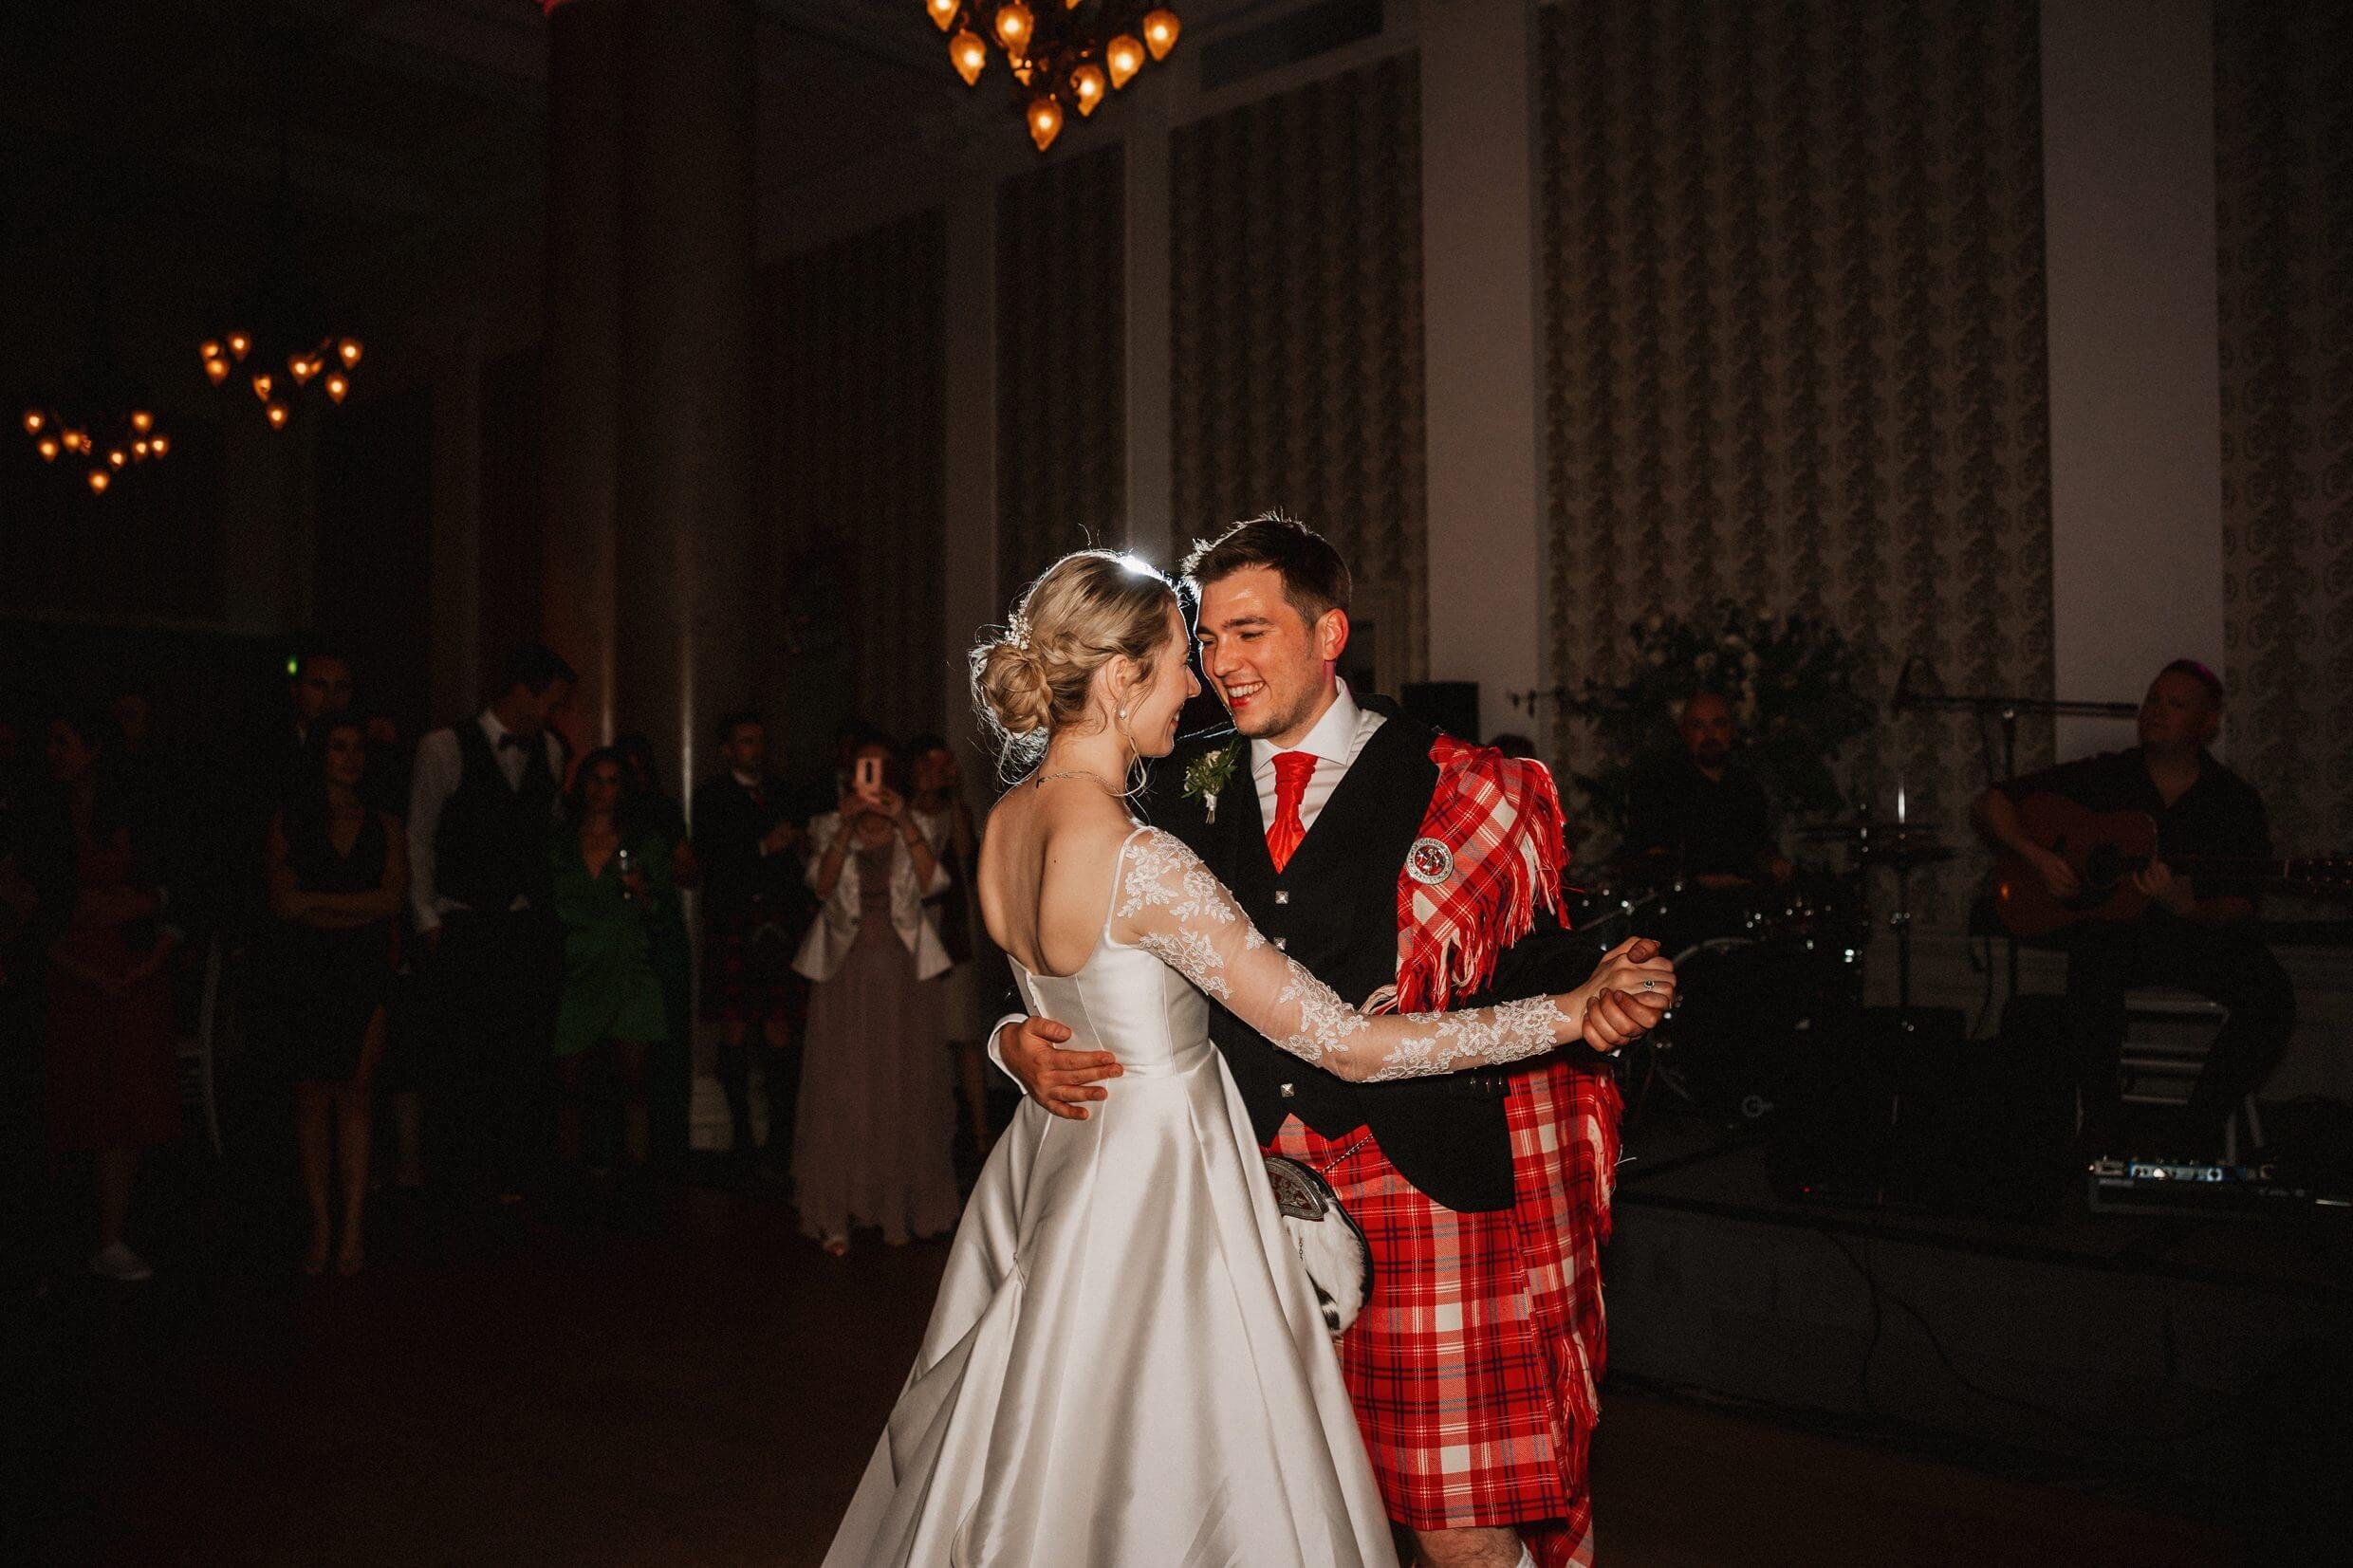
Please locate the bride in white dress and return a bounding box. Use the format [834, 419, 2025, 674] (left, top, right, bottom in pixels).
[824, 552, 1674, 1568]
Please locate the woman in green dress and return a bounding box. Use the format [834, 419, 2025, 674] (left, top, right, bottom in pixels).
[551, 747, 681, 1172]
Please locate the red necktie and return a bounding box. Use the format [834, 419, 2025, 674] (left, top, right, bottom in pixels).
[1267, 751, 1316, 873]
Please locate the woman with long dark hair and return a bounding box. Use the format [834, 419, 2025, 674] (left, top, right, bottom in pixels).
[263, 713, 407, 1276]
[41, 705, 181, 1283]
[550, 747, 680, 1173]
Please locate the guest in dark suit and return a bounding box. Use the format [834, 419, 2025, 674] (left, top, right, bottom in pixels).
[690, 711, 809, 1171]
[407, 644, 574, 1200]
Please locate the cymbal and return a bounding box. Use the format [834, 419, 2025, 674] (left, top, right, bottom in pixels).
[1800, 819, 1945, 839]
[1849, 840, 1957, 866]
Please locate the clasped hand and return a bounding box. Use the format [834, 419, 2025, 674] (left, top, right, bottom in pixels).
[998, 935, 1679, 1121]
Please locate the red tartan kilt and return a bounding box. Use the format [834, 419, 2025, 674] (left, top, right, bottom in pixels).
[699, 907, 806, 1024]
[1267, 1060, 1618, 1562]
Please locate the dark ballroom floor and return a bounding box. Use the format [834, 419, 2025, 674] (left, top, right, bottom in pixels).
[19, 1171, 2235, 1568]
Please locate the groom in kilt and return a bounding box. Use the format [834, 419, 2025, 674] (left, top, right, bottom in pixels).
[995, 517, 1666, 1566]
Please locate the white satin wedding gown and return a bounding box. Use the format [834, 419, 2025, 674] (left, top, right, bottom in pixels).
[823, 827, 1566, 1568]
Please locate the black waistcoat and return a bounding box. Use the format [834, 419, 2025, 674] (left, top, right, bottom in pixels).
[1159, 712, 1521, 1212]
[435, 719, 557, 914]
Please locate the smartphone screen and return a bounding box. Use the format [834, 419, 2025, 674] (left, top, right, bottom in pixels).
[855, 756, 881, 794]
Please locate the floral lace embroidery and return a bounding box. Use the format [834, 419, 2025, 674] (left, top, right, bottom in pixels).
[1111, 827, 1570, 1084]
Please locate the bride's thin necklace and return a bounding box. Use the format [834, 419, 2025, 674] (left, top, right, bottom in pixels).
[1033, 766, 1123, 796]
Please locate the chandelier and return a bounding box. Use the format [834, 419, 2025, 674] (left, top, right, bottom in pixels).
[197, 32, 361, 431]
[21, 273, 169, 496]
[924, 2, 1182, 152]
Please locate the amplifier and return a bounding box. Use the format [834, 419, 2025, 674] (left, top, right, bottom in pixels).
[2084, 1157, 2351, 1220]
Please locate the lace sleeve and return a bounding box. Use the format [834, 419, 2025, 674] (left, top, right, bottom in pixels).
[1108, 828, 1572, 1083]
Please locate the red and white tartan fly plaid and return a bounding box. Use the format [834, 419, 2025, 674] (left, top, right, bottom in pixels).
[1390, 736, 1568, 1013]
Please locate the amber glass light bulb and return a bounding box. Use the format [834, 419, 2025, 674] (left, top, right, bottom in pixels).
[87, 469, 110, 493]
[266, 401, 289, 430]
[993, 1, 1032, 51]
[925, 0, 958, 32]
[1027, 93, 1063, 152]
[338, 338, 362, 368]
[133, 440, 150, 459]
[951, 28, 987, 85]
[149, 434, 170, 456]
[107, 448, 127, 469]
[205, 358, 232, 385]
[252, 373, 274, 401]
[1071, 62, 1106, 115]
[1142, 9, 1179, 60]
[36, 437, 58, 460]
[324, 372, 349, 404]
[23, 410, 44, 434]
[1106, 34, 1143, 87]
[227, 331, 250, 360]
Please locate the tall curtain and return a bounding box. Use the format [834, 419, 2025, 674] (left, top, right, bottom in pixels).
[754, 208, 947, 762]
[2215, 0, 2353, 851]
[997, 143, 1125, 610]
[1539, 0, 2052, 906]
[1170, 52, 1428, 680]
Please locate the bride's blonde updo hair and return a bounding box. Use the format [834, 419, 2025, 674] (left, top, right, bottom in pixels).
[972, 550, 1180, 768]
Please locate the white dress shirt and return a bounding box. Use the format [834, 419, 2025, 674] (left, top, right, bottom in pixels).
[407, 710, 566, 930]
[1248, 680, 1383, 838]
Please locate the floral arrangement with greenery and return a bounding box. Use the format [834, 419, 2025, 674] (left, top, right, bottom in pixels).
[1561, 603, 1877, 832]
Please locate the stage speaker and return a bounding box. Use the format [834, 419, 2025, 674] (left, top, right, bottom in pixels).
[1771, 1003, 2070, 1220]
[1401, 681, 1479, 742]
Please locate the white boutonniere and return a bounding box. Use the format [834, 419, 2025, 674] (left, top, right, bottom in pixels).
[1182, 739, 1244, 823]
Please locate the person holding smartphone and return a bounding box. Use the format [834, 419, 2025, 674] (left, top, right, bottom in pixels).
[790, 737, 958, 1255]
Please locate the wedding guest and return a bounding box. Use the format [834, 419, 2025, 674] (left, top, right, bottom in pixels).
[549, 748, 680, 1176]
[1, 730, 69, 1296]
[691, 712, 809, 1172]
[615, 730, 695, 1167]
[263, 715, 406, 1275]
[41, 705, 181, 1283]
[905, 734, 992, 1160]
[791, 738, 958, 1254]
[408, 644, 573, 1201]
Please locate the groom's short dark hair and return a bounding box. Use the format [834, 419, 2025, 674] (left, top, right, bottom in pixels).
[1181, 513, 1352, 625]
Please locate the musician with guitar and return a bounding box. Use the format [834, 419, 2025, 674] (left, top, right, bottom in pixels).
[1973, 659, 2293, 1157]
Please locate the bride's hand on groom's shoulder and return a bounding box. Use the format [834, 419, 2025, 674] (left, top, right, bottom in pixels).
[1570, 937, 1677, 1053]
[998, 1015, 1122, 1119]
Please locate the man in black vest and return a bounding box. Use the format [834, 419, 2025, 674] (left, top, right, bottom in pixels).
[995, 519, 1666, 1568]
[408, 644, 575, 1201]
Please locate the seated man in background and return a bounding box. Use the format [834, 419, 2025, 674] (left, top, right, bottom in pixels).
[1973, 659, 2292, 1156]
[1623, 691, 1791, 887]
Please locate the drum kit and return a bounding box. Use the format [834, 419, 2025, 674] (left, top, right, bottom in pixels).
[1570, 811, 1955, 1123]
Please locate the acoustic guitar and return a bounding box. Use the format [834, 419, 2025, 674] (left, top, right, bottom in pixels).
[1989, 792, 2353, 939]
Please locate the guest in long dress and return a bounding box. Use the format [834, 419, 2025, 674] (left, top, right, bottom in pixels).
[551, 748, 681, 1175]
[40, 707, 181, 1283]
[904, 734, 994, 1161]
[792, 740, 958, 1254]
[263, 715, 407, 1276]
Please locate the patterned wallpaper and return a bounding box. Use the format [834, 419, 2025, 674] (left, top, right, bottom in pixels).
[1538, 0, 2053, 907]
[2215, 0, 2353, 852]
[754, 207, 947, 754]
[1169, 52, 1428, 682]
[997, 143, 1126, 612]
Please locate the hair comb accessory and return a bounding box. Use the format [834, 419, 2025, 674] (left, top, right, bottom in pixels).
[1007, 612, 1032, 653]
